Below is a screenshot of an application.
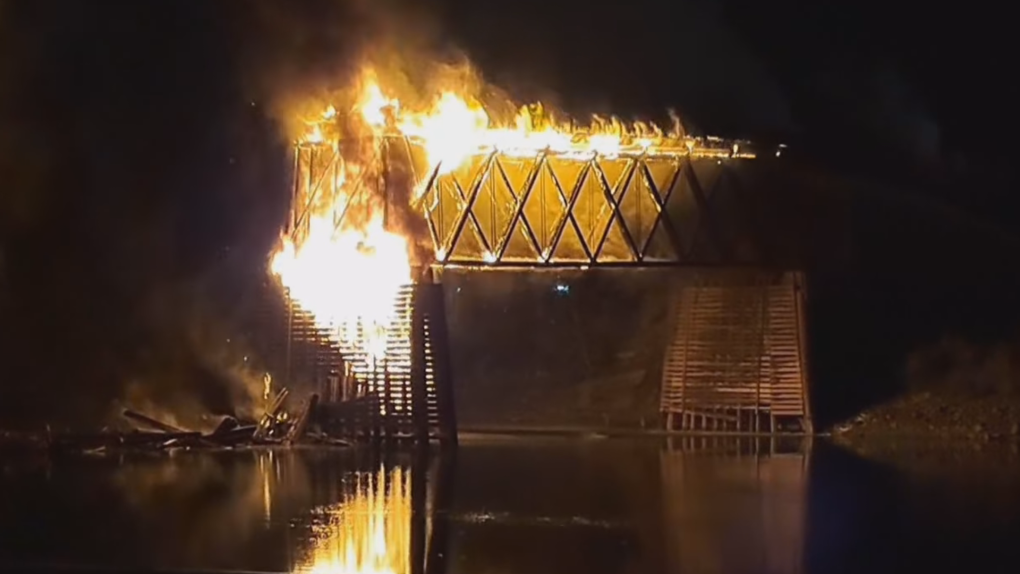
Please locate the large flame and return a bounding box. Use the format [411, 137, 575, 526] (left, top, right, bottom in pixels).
[271, 213, 410, 364]
[270, 63, 729, 365]
[347, 71, 691, 179]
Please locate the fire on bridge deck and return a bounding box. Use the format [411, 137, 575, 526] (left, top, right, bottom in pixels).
[293, 135, 766, 268]
[275, 135, 810, 436]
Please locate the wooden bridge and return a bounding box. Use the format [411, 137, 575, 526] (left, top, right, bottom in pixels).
[275, 135, 839, 434]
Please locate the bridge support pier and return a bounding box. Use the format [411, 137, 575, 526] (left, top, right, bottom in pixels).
[660, 271, 812, 434]
[274, 280, 458, 448]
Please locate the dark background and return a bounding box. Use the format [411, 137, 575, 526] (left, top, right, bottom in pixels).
[0, 0, 1017, 428]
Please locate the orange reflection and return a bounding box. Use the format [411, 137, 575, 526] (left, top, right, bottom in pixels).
[660, 438, 810, 574]
[297, 467, 412, 574]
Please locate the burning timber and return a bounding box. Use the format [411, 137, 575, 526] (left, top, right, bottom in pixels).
[272, 282, 458, 447]
[0, 390, 348, 455]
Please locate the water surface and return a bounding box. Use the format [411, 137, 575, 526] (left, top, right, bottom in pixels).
[1, 436, 1018, 574]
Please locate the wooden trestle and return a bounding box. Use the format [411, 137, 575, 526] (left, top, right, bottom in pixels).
[281, 283, 457, 446]
[660, 272, 812, 433]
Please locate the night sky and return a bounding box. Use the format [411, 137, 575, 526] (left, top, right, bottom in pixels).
[0, 0, 1017, 427]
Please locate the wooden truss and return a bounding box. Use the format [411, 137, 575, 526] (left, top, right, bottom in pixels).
[419, 151, 754, 267]
[289, 139, 763, 268]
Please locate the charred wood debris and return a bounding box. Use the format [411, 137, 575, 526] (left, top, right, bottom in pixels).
[1, 389, 348, 455]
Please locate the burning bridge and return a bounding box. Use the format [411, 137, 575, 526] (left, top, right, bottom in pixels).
[276, 131, 815, 440]
[411, 139, 754, 268]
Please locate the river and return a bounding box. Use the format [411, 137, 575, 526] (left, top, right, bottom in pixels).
[1, 436, 1018, 574]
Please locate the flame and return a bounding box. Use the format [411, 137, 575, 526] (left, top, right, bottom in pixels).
[295, 66, 698, 175]
[298, 467, 411, 574]
[349, 82, 688, 178]
[274, 63, 749, 366]
[271, 214, 410, 365]
[359, 82, 399, 128]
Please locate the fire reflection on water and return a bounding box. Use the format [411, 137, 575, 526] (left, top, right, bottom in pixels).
[295, 466, 413, 574]
[660, 437, 810, 574]
[0, 441, 818, 574]
[107, 450, 424, 574]
[260, 450, 273, 524]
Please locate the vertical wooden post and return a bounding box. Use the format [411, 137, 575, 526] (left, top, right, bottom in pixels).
[368, 314, 381, 447]
[680, 288, 693, 431]
[757, 283, 767, 435]
[285, 290, 294, 390]
[429, 284, 458, 449]
[383, 363, 394, 442]
[287, 145, 300, 236]
[793, 272, 814, 434]
[410, 285, 429, 444]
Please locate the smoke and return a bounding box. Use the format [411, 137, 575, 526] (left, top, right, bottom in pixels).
[869, 66, 942, 163]
[906, 336, 1020, 397]
[230, 0, 494, 271]
[0, 2, 56, 238]
[109, 278, 271, 432]
[0, 0, 834, 429]
[0, 2, 286, 429]
[809, 59, 943, 167]
[229, 0, 470, 142]
[0, 0, 481, 429]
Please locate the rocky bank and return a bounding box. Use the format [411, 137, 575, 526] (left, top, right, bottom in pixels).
[832, 391, 1020, 442]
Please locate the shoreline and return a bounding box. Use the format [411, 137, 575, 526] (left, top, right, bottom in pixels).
[458, 425, 818, 439]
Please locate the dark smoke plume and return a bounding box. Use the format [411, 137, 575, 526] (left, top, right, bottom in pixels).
[0, 1, 289, 429]
[228, 0, 462, 139]
[0, 0, 466, 429]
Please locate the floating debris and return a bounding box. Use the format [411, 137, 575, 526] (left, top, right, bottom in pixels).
[1, 389, 352, 455]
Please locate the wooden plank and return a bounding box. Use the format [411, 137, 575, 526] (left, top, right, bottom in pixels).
[285, 393, 319, 445]
[121, 410, 185, 434]
[660, 274, 809, 430]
